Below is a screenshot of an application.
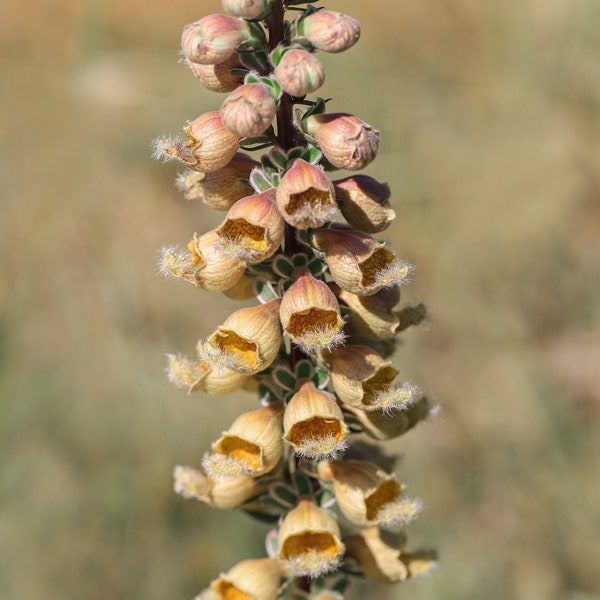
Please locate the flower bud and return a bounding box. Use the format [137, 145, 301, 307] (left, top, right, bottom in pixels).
[203, 403, 283, 478]
[182, 14, 250, 65]
[325, 345, 419, 412]
[343, 527, 408, 584]
[184, 53, 244, 92]
[279, 273, 345, 352]
[297, 10, 360, 54]
[304, 113, 379, 171]
[161, 231, 247, 292]
[274, 48, 325, 97]
[335, 285, 402, 340]
[276, 159, 337, 229]
[222, 0, 273, 19]
[312, 227, 413, 296]
[202, 299, 282, 374]
[220, 83, 277, 138]
[283, 382, 348, 459]
[216, 189, 284, 263]
[278, 499, 345, 577]
[318, 460, 421, 529]
[166, 353, 248, 395]
[334, 175, 395, 233]
[184, 111, 241, 172]
[200, 557, 283, 600]
[173, 465, 260, 509]
[176, 153, 258, 210]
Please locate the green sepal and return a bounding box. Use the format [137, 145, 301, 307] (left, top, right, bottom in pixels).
[249, 168, 273, 192]
[273, 366, 297, 391]
[269, 46, 286, 67]
[292, 472, 313, 497]
[254, 279, 279, 303]
[246, 20, 267, 44]
[314, 368, 330, 389]
[258, 382, 282, 405]
[272, 254, 294, 278]
[291, 253, 308, 267]
[294, 359, 314, 381]
[307, 257, 327, 277]
[317, 488, 336, 508]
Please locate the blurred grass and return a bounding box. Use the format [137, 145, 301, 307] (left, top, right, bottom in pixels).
[2, 0, 600, 598]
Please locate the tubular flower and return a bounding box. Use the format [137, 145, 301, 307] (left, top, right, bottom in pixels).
[312, 227, 414, 296]
[173, 465, 261, 509]
[166, 352, 248, 395]
[176, 153, 258, 210]
[197, 557, 283, 600]
[335, 285, 402, 340]
[325, 345, 420, 412]
[304, 113, 379, 171]
[220, 83, 278, 138]
[160, 230, 247, 292]
[274, 48, 325, 97]
[201, 299, 281, 374]
[184, 53, 244, 92]
[280, 273, 345, 352]
[203, 403, 283, 478]
[181, 14, 250, 65]
[283, 382, 348, 459]
[334, 175, 395, 233]
[215, 189, 284, 263]
[318, 460, 421, 530]
[276, 159, 337, 229]
[296, 10, 361, 54]
[278, 500, 345, 577]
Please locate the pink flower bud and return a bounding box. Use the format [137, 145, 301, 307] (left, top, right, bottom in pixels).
[215, 189, 284, 263]
[184, 54, 243, 92]
[274, 48, 325, 97]
[221, 0, 273, 19]
[176, 153, 258, 210]
[276, 159, 337, 229]
[159, 111, 239, 173]
[312, 227, 414, 296]
[304, 113, 379, 171]
[220, 83, 277, 138]
[181, 14, 250, 65]
[334, 175, 395, 233]
[279, 272, 345, 352]
[298, 10, 361, 53]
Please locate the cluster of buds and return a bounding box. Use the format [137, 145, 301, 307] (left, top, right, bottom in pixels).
[156, 1, 436, 598]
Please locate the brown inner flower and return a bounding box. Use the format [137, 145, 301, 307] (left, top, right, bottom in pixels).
[288, 188, 334, 215]
[218, 218, 268, 252]
[286, 309, 341, 337]
[365, 479, 402, 521]
[211, 330, 258, 370]
[286, 416, 344, 446]
[362, 365, 398, 406]
[281, 532, 341, 560]
[213, 435, 262, 471]
[360, 247, 395, 289]
[214, 580, 253, 600]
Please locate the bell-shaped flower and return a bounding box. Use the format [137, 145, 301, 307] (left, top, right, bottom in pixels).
[201, 299, 281, 374]
[312, 227, 414, 296]
[203, 403, 283, 478]
[283, 382, 348, 459]
[279, 273, 345, 352]
[215, 189, 284, 263]
[276, 159, 338, 229]
[318, 460, 421, 530]
[277, 500, 345, 577]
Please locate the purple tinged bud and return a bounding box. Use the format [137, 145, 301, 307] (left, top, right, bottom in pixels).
[274, 48, 325, 97]
[298, 10, 361, 53]
[220, 83, 277, 138]
[221, 0, 273, 20]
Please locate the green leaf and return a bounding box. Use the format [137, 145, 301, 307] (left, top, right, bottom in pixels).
[269, 47, 286, 67]
[292, 472, 313, 497]
[307, 257, 327, 277]
[291, 253, 308, 267]
[269, 483, 298, 508]
[249, 169, 272, 192]
[314, 369, 330, 389]
[273, 366, 297, 391]
[295, 359, 314, 381]
[318, 489, 336, 508]
[258, 383, 281, 404]
[240, 508, 280, 524]
[287, 146, 305, 161]
[270, 147, 289, 170]
[272, 255, 294, 278]
[301, 145, 323, 165]
[254, 280, 278, 303]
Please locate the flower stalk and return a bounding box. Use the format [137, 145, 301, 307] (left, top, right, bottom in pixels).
[156, 1, 437, 597]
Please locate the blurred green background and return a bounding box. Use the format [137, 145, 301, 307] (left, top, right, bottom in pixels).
[2, 0, 600, 598]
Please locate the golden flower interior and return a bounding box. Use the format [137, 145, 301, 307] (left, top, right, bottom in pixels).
[365, 479, 402, 522]
[281, 532, 341, 562]
[214, 580, 253, 600]
[286, 309, 341, 338]
[219, 218, 268, 253]
[287, 189, 336, 225]
[213, 435, 262, 471]
[210, 330, 259, 371]
[361, 365, 398, 406]
[360, 247, 395, 289]
[286, 416, 345, 451]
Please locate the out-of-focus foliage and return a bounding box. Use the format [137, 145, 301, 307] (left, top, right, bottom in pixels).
[1, 1, 599, 598]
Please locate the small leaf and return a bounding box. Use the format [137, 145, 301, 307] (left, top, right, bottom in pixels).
[273, 366, 297, 391]
[254, 279, 279, 303]
[292, 472, 313, 497]
[307, 257, 327, 277]
[269, 47, 286, 67]
[318, 489, 336, 508]
[249, 169, 272, 192]
[270, 147, 289, 170]
[314, 369, 330, 388]
[291, 253, 308, 267]
[287, 146, 304, 161]
[260, 496, 288, 514]
[241, 508, 281, 524]
[269, 483, 298, 508]
[244, 73, 261, 84]
[295, 359, 314, 381]
[261, 154, 277, 173]
[258, 383, 281, 405]
[301, 145, 323, 165]
[273, 255, 294, 278]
